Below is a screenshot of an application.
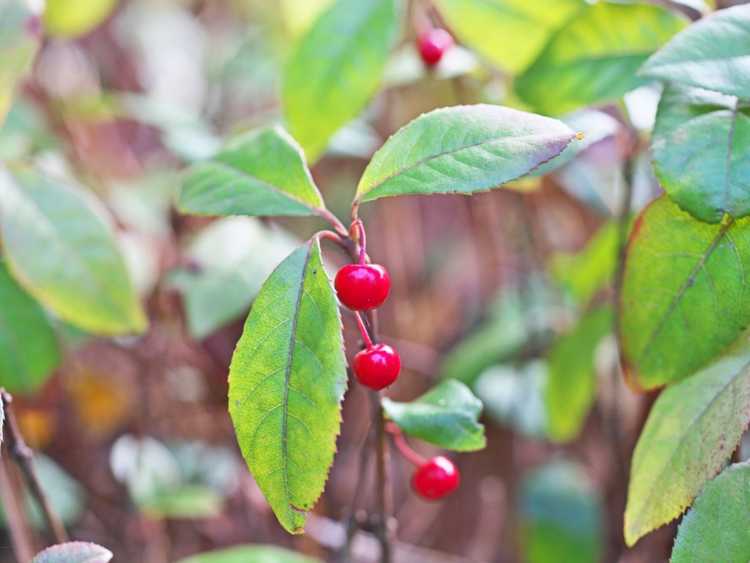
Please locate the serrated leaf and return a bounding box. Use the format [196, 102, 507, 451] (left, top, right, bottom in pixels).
[624, 353, 750, 547]
[355, 104, 575, 203]
[0, 166, 147, 335]
[545, 306, 612, 443]
[640, 4, 750, 99]
[283, 0, 399, 161]
[32, 542, 112, 563]
[620, 196, 750, 389]
[170, 217, 298, 338]
[179, 126, 327, 218]
[515, 2, 686, 115]
[228, 240, 346, 534]
[670, 461, 750, 562]
[434, 0, 583, 74]
[0, 0, 40, 126]
[176, 544, 321, 563]
[520, 461, 603, 563]
[652, 85, 750, 223]
[382, 380, 485, 451]
[0, 260, 60, 393]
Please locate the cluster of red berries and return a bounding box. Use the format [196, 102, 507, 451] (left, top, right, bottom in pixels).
[417, 27, 454, 67]
[334, 227, 460, 500]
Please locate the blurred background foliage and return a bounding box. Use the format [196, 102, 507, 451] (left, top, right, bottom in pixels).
[0, 0, 732, 561]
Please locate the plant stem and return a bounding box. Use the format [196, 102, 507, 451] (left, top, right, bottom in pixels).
[1, 390, 68, 544]
[370, 391, 392, 563]
[355, 312, 374, 349]
[0, 456, 35, 561]
[386, 423, 426, 467]
[317, 209, 350, 238]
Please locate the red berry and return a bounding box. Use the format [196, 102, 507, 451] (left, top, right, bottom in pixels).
[417, 28, 454, 66]
[353, 344, 401, 390]
[412, 456, 460, 500]
[334, 264, 390, 311]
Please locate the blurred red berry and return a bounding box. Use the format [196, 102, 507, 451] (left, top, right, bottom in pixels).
[334, 263, 390, 311]
[412, 456, 460, 500]
[417, 28, 454, 66]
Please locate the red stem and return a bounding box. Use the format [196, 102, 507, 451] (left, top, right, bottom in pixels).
[386, 423, 426, 467]
[355, 312, 374, 349]
[355, 220, 367, 264]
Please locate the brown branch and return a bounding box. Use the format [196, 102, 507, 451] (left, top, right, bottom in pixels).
[0, 456, 35, 561]
[1, 390, 68, 544]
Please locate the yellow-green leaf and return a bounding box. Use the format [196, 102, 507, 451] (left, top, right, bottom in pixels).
[43, 0, 117, 38]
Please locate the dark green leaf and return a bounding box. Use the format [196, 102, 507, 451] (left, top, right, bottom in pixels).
[640, 4, 750, 99]
[32, 542, 112, 563]
[0, 166, 147, 335]
[228, 240, 347, 534]
[545, 306, 612, 443]
[515, 2, 686, 115]
[283, 0, 399, 161]
[382, 380, 485, 451]
[620, 196, 750, 389]
[625, 353, 750, 546]
[434, 0, 583, 74]
[520, 461, 603, 563]
[652, 85, 750, 223]
[355, 104, 576, 203]
[671, 462, 750, 563]
[0, 260, 59, 393]
[179, 125, 327, 218]
[176, 545, 320, 563]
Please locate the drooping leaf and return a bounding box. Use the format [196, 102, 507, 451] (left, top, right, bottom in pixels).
[515, 2, 686, 115]
[652, 85, 750, 223]
[382, 380, 485, 451]
[0, 166, 147, 335]
[176, 545, 321, 563]
[624, 353, 750, 547]
[545, 306, 612, 443]
[520, 461, 603, 563]
[0, 260, 60, 393]
[620, 196, 750, 389]
[282, 0, 399, 161]
[550, 222, 618, 305]
[640, 4, 750, 99]
[43, 0, 117, 38]
[671, 462, 750, 562]
[433, 0, 583, 74]
[169, 217, 298, 338]
[0, 0, 40, 126]
[355, 104, 576, 203]
[228, 240, 347, 534]
[179, 126, 327, 218]
[32, 542, 112, 563]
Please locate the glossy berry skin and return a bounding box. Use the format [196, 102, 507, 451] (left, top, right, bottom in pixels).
[334, 264, 390, 311]
[417, 28, 454, 66]
[353, 344, 401, 390]
[412, 456, 460, 500]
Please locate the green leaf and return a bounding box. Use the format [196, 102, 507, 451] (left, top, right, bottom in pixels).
[228, 239, 347, 534]
[652, 85, 750, 223]
[515, 2, 686, 115]
[179, 125, 327, 218]
[382, 380, 485, 451]
[550, 222, 618, 305]
[0, 260, 59, 393]
[176, 545, 321, 563]
[0, 166, 147, 335]
[32, 542, 113, 563]
[282, 0, 399, 161]
[43, 0, 117, 38]
[545, 306, 612, 443]
[625, 353, 750, 547]
[640, 4, 750, 99]
[433, 0, 583, 74]
[355, 104, 576, 203]
[520, 461, 603, 563]
[620, 196, 750, 389]
[671, 462, 750, 562]
[139, 485, 222, 519]
[0, 1, 40, 126]
[170, 217, 298, 338]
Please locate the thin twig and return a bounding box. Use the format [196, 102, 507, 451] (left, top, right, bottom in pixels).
[369, 391, 392, 563]
[1, 390, 68, 544]
[338, 422, 374, 561]
[0, 456, 35, 561]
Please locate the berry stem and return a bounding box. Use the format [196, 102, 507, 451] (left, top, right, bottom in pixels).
[386, 422, 427, 467]
[355, 312, 374, 349]
[355, 219, 367, 265]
